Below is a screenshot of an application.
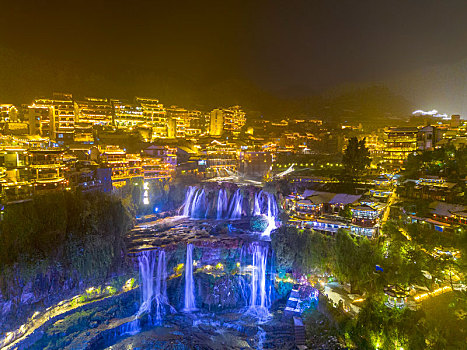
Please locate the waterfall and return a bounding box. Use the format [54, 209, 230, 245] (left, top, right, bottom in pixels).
[183, 243, 197, 311]
[248, 243, 271, 320]
[182, 186, 197, 216]
[253, 190, 262, 216]
[262, 192, 278, 237]
[216, 188, 228, 219]
[228, 188, 243, 219]
[124, 249, 171, 334]
[154, 250, 168, 323]
[137, 250, 157, 323]
[181, 185, 279, 223]
[195, 189, 207, 218]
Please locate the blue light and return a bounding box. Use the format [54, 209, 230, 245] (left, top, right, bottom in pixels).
[154, 207, 159, 212]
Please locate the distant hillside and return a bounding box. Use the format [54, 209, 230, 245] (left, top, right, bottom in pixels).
[0, 47, 413, 122]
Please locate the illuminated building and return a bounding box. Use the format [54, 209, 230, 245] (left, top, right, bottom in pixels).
[99, 147, 142, 188]
[142, 145, 177, 171]
[185, 110, 208, 137]
[0, 147, 32, 202]
[450, 114, 461, 128]
[362, 133, 384, 157]
[136, 97, 167, 137]
[203, 140, 239, 177]
[370, 174, 394, 199]
[29, 148, 67, 193]
[0, 104, 18, 122]
[33, 93, 75, 145]
[350, 202, 385, 237]
[382, 127, 418, 168]
[141, 156, 173, 181]
[73, 123, 95, 144]
[166, 106, 187, 138]
[74, 97, 112, 125]
[28, 104, 51, 137]
[209, 106, 246, 136]
[239, 150, 273, 178]
[112, 99, 144, 127]
[417, 125, 440, 150]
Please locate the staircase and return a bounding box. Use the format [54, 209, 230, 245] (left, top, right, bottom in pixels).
[293, 316, 307, 348]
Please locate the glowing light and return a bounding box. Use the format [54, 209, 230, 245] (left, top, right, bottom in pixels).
[414, 286, 452, 301]
[412, 109, 448, 119]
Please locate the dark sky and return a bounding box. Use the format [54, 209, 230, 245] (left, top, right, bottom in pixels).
[2, 0, 467, 115]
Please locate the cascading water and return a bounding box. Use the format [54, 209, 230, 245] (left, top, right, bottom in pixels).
[228, 188, 243, 219]
[154, 250, 170, 322]
[262, 192, 278, 237]
[124, 249, 171, 334]
[182, 186, 197, 216]
[216, 188, 228, 219]
[183, 243, 197, 311]
[248, 243, 271, 321]
[137, 250, 157, 323]
[253, 190, 262, 216]
[181, 185, 279, 228]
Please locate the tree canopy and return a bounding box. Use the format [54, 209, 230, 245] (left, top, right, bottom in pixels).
[341, 137, 371, 180]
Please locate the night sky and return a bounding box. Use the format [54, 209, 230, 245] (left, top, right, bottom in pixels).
[2, 0, 467, 116]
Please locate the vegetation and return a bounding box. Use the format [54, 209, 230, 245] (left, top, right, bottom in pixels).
[341, 136, 371, 181]
[272, 227, 380, 292]
[0, 191, 133, 295]
[273, 223, 466, 349]
[404, 145, 467, 180]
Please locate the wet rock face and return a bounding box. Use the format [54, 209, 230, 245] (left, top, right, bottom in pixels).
[0, 263, 130, 334]
[198, 274, 244, 311]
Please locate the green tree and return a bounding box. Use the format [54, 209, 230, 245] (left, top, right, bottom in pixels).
[333, 229, 381, 293]
[341, 137, 371, 181]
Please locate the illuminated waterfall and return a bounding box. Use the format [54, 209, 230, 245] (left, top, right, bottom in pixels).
[248, 243, 271, 321]
[182, 186, 197, 216]
[216, 188, 228, 219]
[183, 243, 197, 311]
[228, 188, 243, 219]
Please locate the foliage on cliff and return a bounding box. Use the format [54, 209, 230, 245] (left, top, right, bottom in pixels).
[0, 191, 133, 286]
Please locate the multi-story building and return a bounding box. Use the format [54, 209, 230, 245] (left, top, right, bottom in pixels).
[142, 145, 177, 170]
[239, 150, 273, 178]
[0, 104, 18, 122]
[136, 97, 167, 137]
[28, 104, 51, 137]
[382, 127, 418, 168]
[209, 106, 246, 136]
[73, 123, 95, 144]
[33, 93, 75, 144]
[203, 140, 239, 178]
[29, 148, 67, 193]
[99, 147, 145, 189]
[74, 97, 112, 125]
[350, 202, 385, 237]
[450, 114, 461, 128]
[185, 110, 208, 137]
[141, 156, 173, 181]
[166, 106, 188, 138]
[417, 125, 440, 151]
[112, 99, 144, 127]
[0, 147, 32, 202]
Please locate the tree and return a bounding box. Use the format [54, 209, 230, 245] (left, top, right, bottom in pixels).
[341, 137, 371, 181]
[333, 229, 381, 293]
